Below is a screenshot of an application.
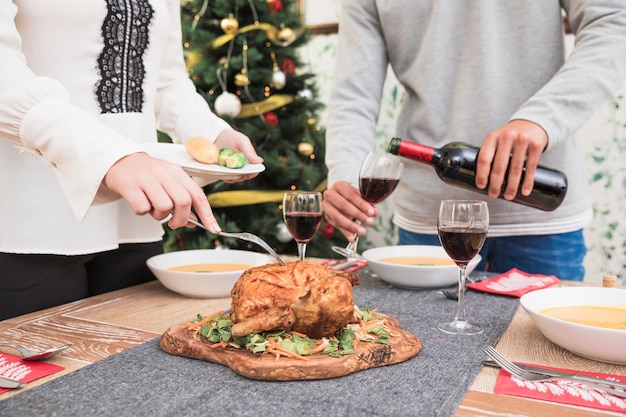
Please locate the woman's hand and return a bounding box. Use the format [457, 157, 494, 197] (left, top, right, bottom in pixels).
[214, 129, 264, 183]
[103, 152, 220, 232]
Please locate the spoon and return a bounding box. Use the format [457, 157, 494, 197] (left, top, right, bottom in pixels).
[0, 342, 72, 361]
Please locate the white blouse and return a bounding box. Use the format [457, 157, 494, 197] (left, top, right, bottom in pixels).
[0, 0, 230, 254]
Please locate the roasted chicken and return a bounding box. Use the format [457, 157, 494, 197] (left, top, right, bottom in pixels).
[230, 261, 360, 339]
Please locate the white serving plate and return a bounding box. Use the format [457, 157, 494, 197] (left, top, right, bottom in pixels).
[144, 142, 265, 180]
[520, 286, 626, 364]
[362, 245, 481, 289]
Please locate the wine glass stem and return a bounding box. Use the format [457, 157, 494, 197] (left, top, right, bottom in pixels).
[346, 219, 362, 254]
[454, 265, 469, 324]
[297, 242, 307, 261]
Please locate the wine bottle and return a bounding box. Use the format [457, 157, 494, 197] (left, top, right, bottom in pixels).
[387, 138, 567, 211]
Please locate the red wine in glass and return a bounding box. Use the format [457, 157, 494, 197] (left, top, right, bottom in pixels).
[359, 177, 401, 204]
[282, 191, 323, 261]
[332, 152, 404, 260]
[438, 227, 487, 266]
[284, 212, 322, 242]
[437, 200, 489, 335]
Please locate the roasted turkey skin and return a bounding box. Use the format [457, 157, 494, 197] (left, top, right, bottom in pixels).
[230, 261, 360, 339]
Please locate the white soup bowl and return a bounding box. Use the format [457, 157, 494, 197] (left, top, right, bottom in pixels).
[520, 286, 626, 364]
[147, 249, 271, 298]
[362, 245, 481, 289]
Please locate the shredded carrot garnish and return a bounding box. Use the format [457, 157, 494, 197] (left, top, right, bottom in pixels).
[359, 320, 368, 335]
[266, 339, 310, 360]
[310, 340, 331, 354]
[266, 348, 310, 360]
[210, 341, 228, 348]
[185, 310, 225, 330]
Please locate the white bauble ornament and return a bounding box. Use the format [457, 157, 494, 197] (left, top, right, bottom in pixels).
[297, 88, 313, 100]
[275, 223, 293, 243]
[214, 92, 241, 117]
[272, 69, 286, 89]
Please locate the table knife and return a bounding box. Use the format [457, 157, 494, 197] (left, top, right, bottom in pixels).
[483, 360, 626, 390]
[0, 375, 25, 389]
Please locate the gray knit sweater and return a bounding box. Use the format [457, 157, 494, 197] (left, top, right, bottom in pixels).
[325, 0, 626, 236]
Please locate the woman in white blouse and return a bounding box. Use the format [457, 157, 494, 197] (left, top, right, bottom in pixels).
[0, 0, 262, 319]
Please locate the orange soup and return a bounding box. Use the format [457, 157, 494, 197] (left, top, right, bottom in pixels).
[379, 256, 455, 266]
[541, 306, 626, 331]
[168, 263, 251, 273]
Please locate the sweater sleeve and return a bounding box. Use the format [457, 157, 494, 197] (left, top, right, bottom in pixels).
[324, 0, 389, 188]
[511, 0, 626, 151]
[154, 0, 231, 144]
[0, 1, 143, 220]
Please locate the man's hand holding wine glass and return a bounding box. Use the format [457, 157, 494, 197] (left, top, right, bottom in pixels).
[328, 152, 404, 260]
[322, 181, 378, 241]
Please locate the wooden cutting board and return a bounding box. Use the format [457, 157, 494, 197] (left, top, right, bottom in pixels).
[160, 313, 422, 381]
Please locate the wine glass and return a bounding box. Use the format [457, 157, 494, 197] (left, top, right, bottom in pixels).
[437, 200, 489, 335]
[282, 191, 323, 261]
[332, 151, 404, 260]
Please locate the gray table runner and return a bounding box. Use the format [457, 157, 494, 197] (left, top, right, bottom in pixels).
[0, 271, 519, 417]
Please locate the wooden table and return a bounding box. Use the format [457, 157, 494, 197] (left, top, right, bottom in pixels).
[1, 277, 625, 416]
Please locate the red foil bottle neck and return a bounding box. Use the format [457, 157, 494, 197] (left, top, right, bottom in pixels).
[397, 141, 435, 164]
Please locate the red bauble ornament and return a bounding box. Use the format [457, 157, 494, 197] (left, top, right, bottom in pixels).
[268, 0, 283, 13]
[280, 58, 296, 76]
[322, 222, 335, 239]
[264, 112, 279, 126]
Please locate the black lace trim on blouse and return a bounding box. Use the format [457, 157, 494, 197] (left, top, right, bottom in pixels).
[96, 0, 154, 113]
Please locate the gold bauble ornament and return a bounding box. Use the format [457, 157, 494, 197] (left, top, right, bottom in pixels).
[298, 142, 314, 156]
[234, 72, 251, 86]
[184, 50, 202, 73]
[277, 27, 295, 43]
[220, 14, 239, 35]
[307, 117, 317, 125]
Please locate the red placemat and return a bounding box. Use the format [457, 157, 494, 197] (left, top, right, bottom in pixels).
[494, 365, 626, 412]
[322, 259, 368, 272]
[467, 268, 559, 297]
[0, 352, 64, 394]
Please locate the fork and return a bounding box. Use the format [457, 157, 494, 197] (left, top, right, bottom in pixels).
[441, 275, 483, 300]
[186, 218, 286, 266]
[0, 375, 24, 389]
[0, 342, 71, 361]
[441, 289, 458, 300]
[484, 346, 626, 398]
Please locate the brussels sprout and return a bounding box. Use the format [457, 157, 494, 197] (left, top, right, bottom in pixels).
[225, 151, 247, 169]
[217, 147, 234, 166]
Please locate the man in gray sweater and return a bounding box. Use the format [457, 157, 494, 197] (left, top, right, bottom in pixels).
[322, 1, 626, 281]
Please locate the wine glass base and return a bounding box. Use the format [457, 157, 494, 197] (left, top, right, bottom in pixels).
[438, 320, 483, 335]
[331, 245, 366, 261]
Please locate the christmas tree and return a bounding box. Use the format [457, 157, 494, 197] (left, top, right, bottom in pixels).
[163, 0, 345, 258]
